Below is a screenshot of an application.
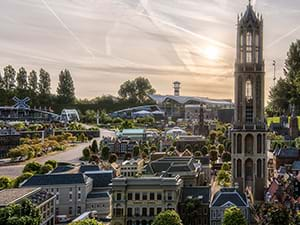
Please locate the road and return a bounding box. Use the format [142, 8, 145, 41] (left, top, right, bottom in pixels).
[0, 128, 115, 178]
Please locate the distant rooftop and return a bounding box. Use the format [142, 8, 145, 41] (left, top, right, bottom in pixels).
[0, 188, 39, 206]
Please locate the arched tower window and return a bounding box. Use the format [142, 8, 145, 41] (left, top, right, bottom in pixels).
[245, 134, 254, 155]
[245, 158, 254, 181]
[246, 32, 252, 63]
[237, 134, 242, 154]
[257, 159, 262, 178]
[255, 33, 259, 63]
[257, 134, 262, 153]
[240, 34, 244, 63]
[245, 79, 252, 99]
[237, 159, 242, 177]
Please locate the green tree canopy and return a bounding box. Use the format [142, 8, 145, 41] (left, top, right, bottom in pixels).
[118, 77, 155, 103]
[38, 68, 51, 95]
[152, 210, 183, 225]
[101, 146, 110, 160]
[57, 69, 75, 103]
[3, 65, 16, 90]
[16, 67, 28, 90]
[223, 206, 247, 225]
[69, 219, 103, 225]
[28, 70, 38, 92]
[0, 199, 41, 225]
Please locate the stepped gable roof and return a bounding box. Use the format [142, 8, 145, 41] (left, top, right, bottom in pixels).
[84, 170, 113, 188]
[211, 187, 248, 207]
[22, 173, 91, 187]
[181, 186, 211, 204]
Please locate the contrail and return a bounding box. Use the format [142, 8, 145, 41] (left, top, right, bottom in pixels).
[41, 0, 95, 59]
[139, 12, 234, 49]
[267, 24, 300, 48]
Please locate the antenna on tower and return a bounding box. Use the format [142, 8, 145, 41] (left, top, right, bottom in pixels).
[272, 60, 276, 86]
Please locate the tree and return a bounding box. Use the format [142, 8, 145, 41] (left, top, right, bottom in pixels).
[39, 164, 53, 174]
[101, 146, 110, 160]
[0, 72, 4, 89]
[109, 153, 118, 163]
[217, 170, 231, 187]
[0, 176, 13, 189]
[209, 149, 218, 162]
[82, 147, 91, 159]
[3, 65, 16, 90]
[16, 67, 28, 90]
[0, 199, 41, 225]
[218, 144, 225, 155]
[268, 40, 300, 114]
[118, 77, 155, 103]
[133, 145, 140, 157]
[200, 145, 208, 155]
[222, 152, 231, 162]
[120, 120, 134, 130]
[57, 69, 75, 104]
[90, 140, 99, 154]
[23, 162, 42, 174]
[28, 70, 38, 91]
[152, 210, 183, 225]
[69, 219, 103, 225]
[38, 68, 51, 95]
[13, 172, 33, 188]
[45, 160, 57, 169]
[223, 206, 247, 225]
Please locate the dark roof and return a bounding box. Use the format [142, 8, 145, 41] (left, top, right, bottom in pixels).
[181, 186, 210, 204]
[198, 157, 210, 165]
[51, 165, 74, 174]
[211, 188, 248, 207]
[84, 171, 113, 188]
[148, 157, 195, 174]
[79, 165, 100, 173]
[87, 192, 109, 199]
[22, 173, 90, 187]
[241, 3, 259, 24]
[273, 147, 299, 158]
[292, 161, 300, 171]
[167, 164, 192, 172]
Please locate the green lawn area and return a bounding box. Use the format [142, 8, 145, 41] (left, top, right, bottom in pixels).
[267, 116, 300, 129]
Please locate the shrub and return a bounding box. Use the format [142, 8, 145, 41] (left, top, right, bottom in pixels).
[0, 176, 13, 189]
[39, 164, 53, 174]
[14, 172, 33, 187]
[45, 160, 57, 169]
[109, 154, 118, 163]
[23, 162, 42, 174]
[82, 147, 91, 159]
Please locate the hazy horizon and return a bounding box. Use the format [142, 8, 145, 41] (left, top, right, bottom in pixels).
[1, 0, 300, 101]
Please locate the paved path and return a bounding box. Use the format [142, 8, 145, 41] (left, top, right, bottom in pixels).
[0, 128, 115, 178]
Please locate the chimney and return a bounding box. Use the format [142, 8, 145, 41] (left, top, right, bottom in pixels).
[173, 81, 181, 96]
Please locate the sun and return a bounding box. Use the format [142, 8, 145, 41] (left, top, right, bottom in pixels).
[204, 46, 219, 60]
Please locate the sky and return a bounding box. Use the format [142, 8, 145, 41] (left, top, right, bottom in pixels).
[0, 0, 300, 101]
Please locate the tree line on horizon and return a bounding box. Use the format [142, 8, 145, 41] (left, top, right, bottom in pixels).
[0, 65, 156, 115]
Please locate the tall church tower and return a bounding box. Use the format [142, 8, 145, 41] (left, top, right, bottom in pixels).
[231, 2, 267, 201]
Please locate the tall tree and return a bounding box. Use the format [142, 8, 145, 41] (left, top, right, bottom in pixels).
[0, 72, 4, 89]
[16, 67, 28, 90]
[38, 68, 51, 95]
[3, 65, 16, 90]
[268, 40, 300, 114]
[57, 69, 75, 104]
[28, 70, 38, 91]
[223, 206, 247, 225]
[118, 77, 155, 103]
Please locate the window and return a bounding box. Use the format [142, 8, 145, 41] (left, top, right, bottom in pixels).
[142, 208, 147, 216]
[117, 193, 122, 200]
[142, 192, 147, 200]
[128, 193, 132, 200]
[69, 193, 72, 201]
[246, 32, 252, 63]
[77, 206, 81, 214]
[69, 187, 72, 192]
[135, 208, 140, 216]
[149, 208, 155, 216]
[167, 192, 173, 201]
[128, 208, 132, 217]
[68, 207, 72, 215]
[237, 159, 242, 177]
[245, 80, 252, 99]
[135, 193, 140, 201]
[257, 159, 262, 178]
[157, 207, 162, 214]
[150, 193, 155, 200]
[78, 193, 81, 201]
[157, 193, 162, 200]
